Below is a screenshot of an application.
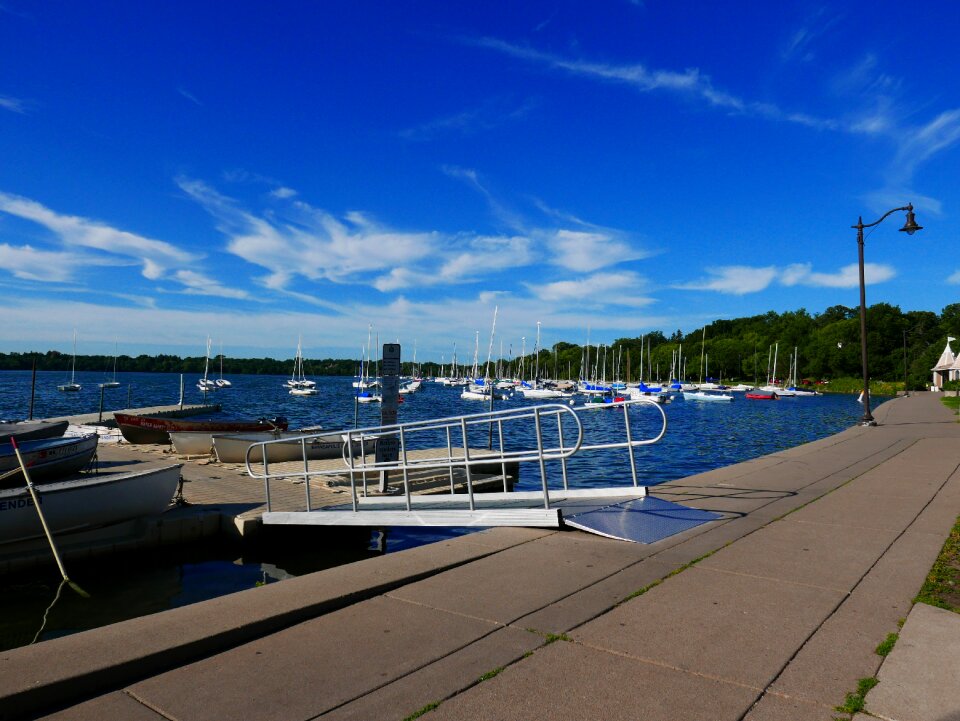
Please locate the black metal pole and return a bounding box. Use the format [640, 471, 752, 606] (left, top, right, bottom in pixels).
[98, 384, 105, 424]
[857, 219, 875, 425]
[903, 330, 909, 397]
[28, 357, 37, 420]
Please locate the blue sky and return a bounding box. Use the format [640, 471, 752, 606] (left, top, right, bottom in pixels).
[1, 2, 957, 362]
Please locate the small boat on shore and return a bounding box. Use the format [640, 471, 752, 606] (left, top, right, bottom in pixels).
[213, 430, 372, 464]
[0, 464, 181, 545]
[0, 434, 99, 488]
[0, 420, 69, 444]
[114, 412, 288, 444]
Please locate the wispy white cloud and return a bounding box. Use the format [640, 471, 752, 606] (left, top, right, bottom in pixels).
[891, 109, 960, 185]
[947, 270, 960, 285]
[674, 265, 779, 295]
[543, 229, 643, 272]
[780, 8, 842, 64]
[0, 243, 77, 282]
[270, 186, 297, 199]
[177, 87, 202, 106]
[678, 262, 896, 294]
[172, 269, 252, 300]
[527, 270, 653, 307]
[474, 37, 846, 132]
[0, 94, 26, 113]
[399, 97, 539, 142]
[781, 262, 895, 288]
[0, 191, 199, 279]
[178, 177, 441, 290]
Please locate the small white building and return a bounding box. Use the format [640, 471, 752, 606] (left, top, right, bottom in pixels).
[931, 338, 956, 390]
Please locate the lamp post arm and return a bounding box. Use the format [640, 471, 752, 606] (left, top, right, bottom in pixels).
[852, 205, 913, 232]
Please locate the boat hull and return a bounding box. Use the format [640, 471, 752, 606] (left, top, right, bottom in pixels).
[114, 413, 288, 444]
[214, 431, 371, 464]
[0, 464, 181, 545]
[0, 420, 69, 444]
[0, 434, 99, 488]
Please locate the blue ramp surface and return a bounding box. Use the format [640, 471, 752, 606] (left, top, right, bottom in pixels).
[564, 496, 720, 543]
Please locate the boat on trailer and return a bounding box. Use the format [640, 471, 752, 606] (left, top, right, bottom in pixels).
[114, 412, 288, 444]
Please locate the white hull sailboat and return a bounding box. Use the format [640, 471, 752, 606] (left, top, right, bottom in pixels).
[100, 339, 120, 388]
[198, 337, 218, 393]
[287, 337, 318, 395]
[215, 341, 232, 388]
[58, 330, 82, 392]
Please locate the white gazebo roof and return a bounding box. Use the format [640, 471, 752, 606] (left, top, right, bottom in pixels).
[933, 340, 956, 371]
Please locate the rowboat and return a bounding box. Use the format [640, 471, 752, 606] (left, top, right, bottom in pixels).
[0, 434, 99, 488]
[114, 412, 288, 444]
[0, 420, 69, 443]
[213, 430, 374, 464]
[0, 464, 181, 545]
[745, 389, 778, 400]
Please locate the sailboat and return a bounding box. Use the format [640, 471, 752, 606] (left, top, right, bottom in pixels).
[58, 330, 82, 392]
[357, 332, 382, 403]
[99, 338, 120, 388]
[197, 337, 218, 392]
[518, 321, 569, 399]
[215, 340, 232, 388]
[287, 337, 318, 395]
[683, 327, 733, 402]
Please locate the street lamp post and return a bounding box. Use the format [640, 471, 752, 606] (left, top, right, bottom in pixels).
[854, 203, 922, 425]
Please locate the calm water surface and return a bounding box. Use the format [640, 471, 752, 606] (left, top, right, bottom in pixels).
[0, 371, 870, 650]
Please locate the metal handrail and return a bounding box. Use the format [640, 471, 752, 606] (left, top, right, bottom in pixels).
[247, 397, 667, 513]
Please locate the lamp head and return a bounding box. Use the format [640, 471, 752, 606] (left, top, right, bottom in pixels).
[899, 204, 923, 235]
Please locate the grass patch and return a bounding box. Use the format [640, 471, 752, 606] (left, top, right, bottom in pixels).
[403, 701, 440, 720]
[875, 632, 898, 656]
[913, 513, 960, 612]
[477, 667, 504, 683]
[619, 549, 719, 604]
[834, 676, 879, 715]
[940, 395, 960, 411]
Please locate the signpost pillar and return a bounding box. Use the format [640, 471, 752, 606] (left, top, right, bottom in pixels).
[378, 343, 401, 493]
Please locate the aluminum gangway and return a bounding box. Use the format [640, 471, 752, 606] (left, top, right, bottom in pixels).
[246, 399, 704, 534]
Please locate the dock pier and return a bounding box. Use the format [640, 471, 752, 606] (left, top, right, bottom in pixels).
[3, 393, 959, 720]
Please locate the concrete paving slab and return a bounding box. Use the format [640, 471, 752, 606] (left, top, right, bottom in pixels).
[866, 603, 960, 721]
[515, 558, 678, 634]
[741, 692, 836, 720]
[698, 518, 898, 592]
[38, 691, 167, 720]
[767, 598, 889, 707]
[453, 526, 556, 550]
[574, 565, 846, 688]
[767, 522, 950, 707]
[0, 532, 523, 719]
[323, 626, 543, 721]
[788, 484, 934, 532]
[387, 531, 648, 625]
[427, 641, 759, 721]
[128, 595, 500, 721]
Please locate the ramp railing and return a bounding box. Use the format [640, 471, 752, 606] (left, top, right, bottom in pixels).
[247, 398, 667, 515]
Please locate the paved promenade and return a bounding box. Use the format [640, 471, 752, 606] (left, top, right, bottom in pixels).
[2, 393, 958, 720]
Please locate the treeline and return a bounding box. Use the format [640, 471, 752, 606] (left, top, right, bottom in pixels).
[2, 302, 955, 390]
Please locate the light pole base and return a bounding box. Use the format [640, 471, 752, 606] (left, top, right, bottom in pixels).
[860, 418, 878, 427]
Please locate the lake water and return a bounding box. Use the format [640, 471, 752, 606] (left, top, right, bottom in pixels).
[0, 371, 869, 650]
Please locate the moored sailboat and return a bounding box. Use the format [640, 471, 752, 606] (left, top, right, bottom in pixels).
[57, 330, 82, 392]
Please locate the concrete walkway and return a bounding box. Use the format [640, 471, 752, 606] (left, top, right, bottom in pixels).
[2, 393, 958, 720]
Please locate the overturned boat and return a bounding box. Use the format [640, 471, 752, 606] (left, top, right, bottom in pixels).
[114, 412, 288, 444]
